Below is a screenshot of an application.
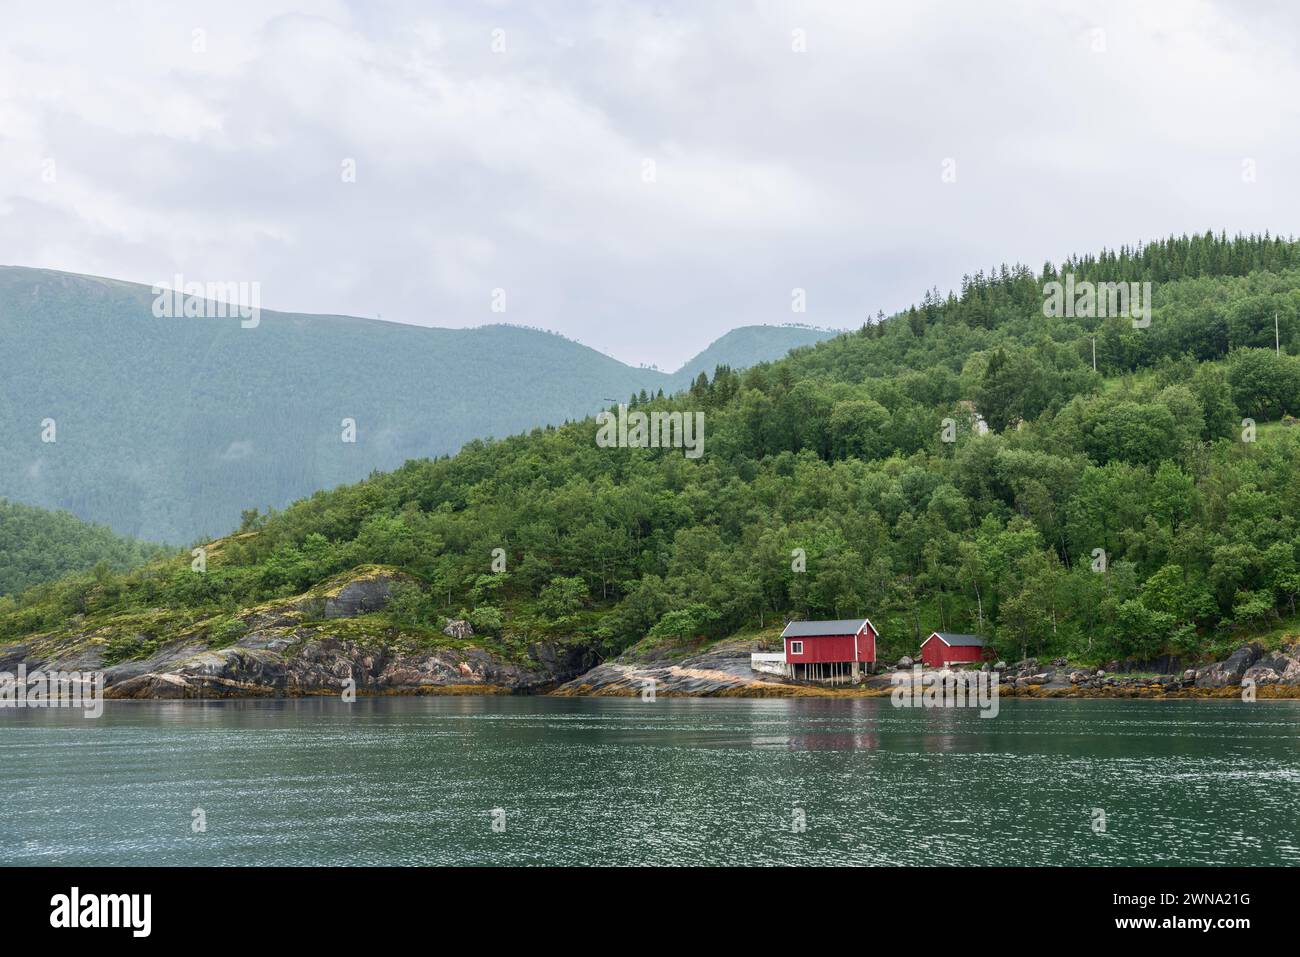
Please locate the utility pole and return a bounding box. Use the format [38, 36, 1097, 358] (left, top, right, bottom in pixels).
[1091, 336, 1097, 372]
[1276, 311, 1281, 356]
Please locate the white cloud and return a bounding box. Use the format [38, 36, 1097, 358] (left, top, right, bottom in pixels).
[1, 0, 1297, 368]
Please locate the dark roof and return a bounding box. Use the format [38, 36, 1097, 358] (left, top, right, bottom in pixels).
[925, 632, 985, 647]
[781, 619, 872, 638]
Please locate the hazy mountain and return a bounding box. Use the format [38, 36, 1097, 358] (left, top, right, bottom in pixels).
[0, 266, 838, 543]
[666, 325, 837, 390]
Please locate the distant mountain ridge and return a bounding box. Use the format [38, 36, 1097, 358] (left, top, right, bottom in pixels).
[667, 324, 837, 389]
[0, 266, 839, 542]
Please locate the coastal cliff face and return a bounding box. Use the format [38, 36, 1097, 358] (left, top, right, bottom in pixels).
[99, 635, 598, 698]
[0, 568, 598, 698]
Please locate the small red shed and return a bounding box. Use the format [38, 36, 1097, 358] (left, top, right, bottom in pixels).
[920, 631, 986, 668]
[780, 618, 877, 683]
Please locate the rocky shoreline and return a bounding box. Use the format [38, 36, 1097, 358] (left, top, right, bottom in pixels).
[553, 639, 1300, 699]
[983, 642, 1300, 699]
[1, 628, 596, 699]
[0, 570, 597, 699]
[3, 566, 1298, 701]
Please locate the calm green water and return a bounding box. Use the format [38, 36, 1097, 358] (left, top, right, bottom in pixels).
[1, 696, 1297, 866]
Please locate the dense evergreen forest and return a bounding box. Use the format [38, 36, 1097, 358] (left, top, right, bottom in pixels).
[0, 499, 168, 597]
[4, 232, 1300, 665]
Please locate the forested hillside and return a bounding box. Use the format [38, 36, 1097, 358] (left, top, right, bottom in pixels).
[4, 233, 1300, 667]
[0, 265, 834, 542]
[0, 499, 168, 597]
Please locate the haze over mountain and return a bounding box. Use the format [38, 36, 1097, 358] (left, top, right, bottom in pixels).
[0, 266, 838, 543]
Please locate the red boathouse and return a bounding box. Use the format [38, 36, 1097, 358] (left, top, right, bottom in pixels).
[780, 618, 877, 683]
[920, 631, 986, 668]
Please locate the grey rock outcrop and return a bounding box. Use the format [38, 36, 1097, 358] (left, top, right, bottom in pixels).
[323, 574, 400, 618]
[443, 619, 474, 639]
[1195, 643, 1263, 689]
[105, 635, 596, 698]
[1241, 644, 1300, 686]
[2, 568, 595, 699]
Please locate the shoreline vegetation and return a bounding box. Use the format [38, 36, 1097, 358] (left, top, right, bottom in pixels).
[8, 235, 1300, 706]
[3, 566, 1295, 702]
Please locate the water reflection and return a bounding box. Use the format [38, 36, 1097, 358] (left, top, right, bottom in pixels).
[1, 696, 1297, 865]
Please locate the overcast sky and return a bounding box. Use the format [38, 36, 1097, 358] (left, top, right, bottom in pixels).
[2, 0, 1297, 369]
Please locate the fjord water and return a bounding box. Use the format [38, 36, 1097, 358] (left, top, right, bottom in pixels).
[1, 697, 1297, 866]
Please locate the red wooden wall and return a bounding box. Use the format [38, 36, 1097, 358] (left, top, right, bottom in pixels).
[785, 625, 876, 664]
[919, 637, 983, 668]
